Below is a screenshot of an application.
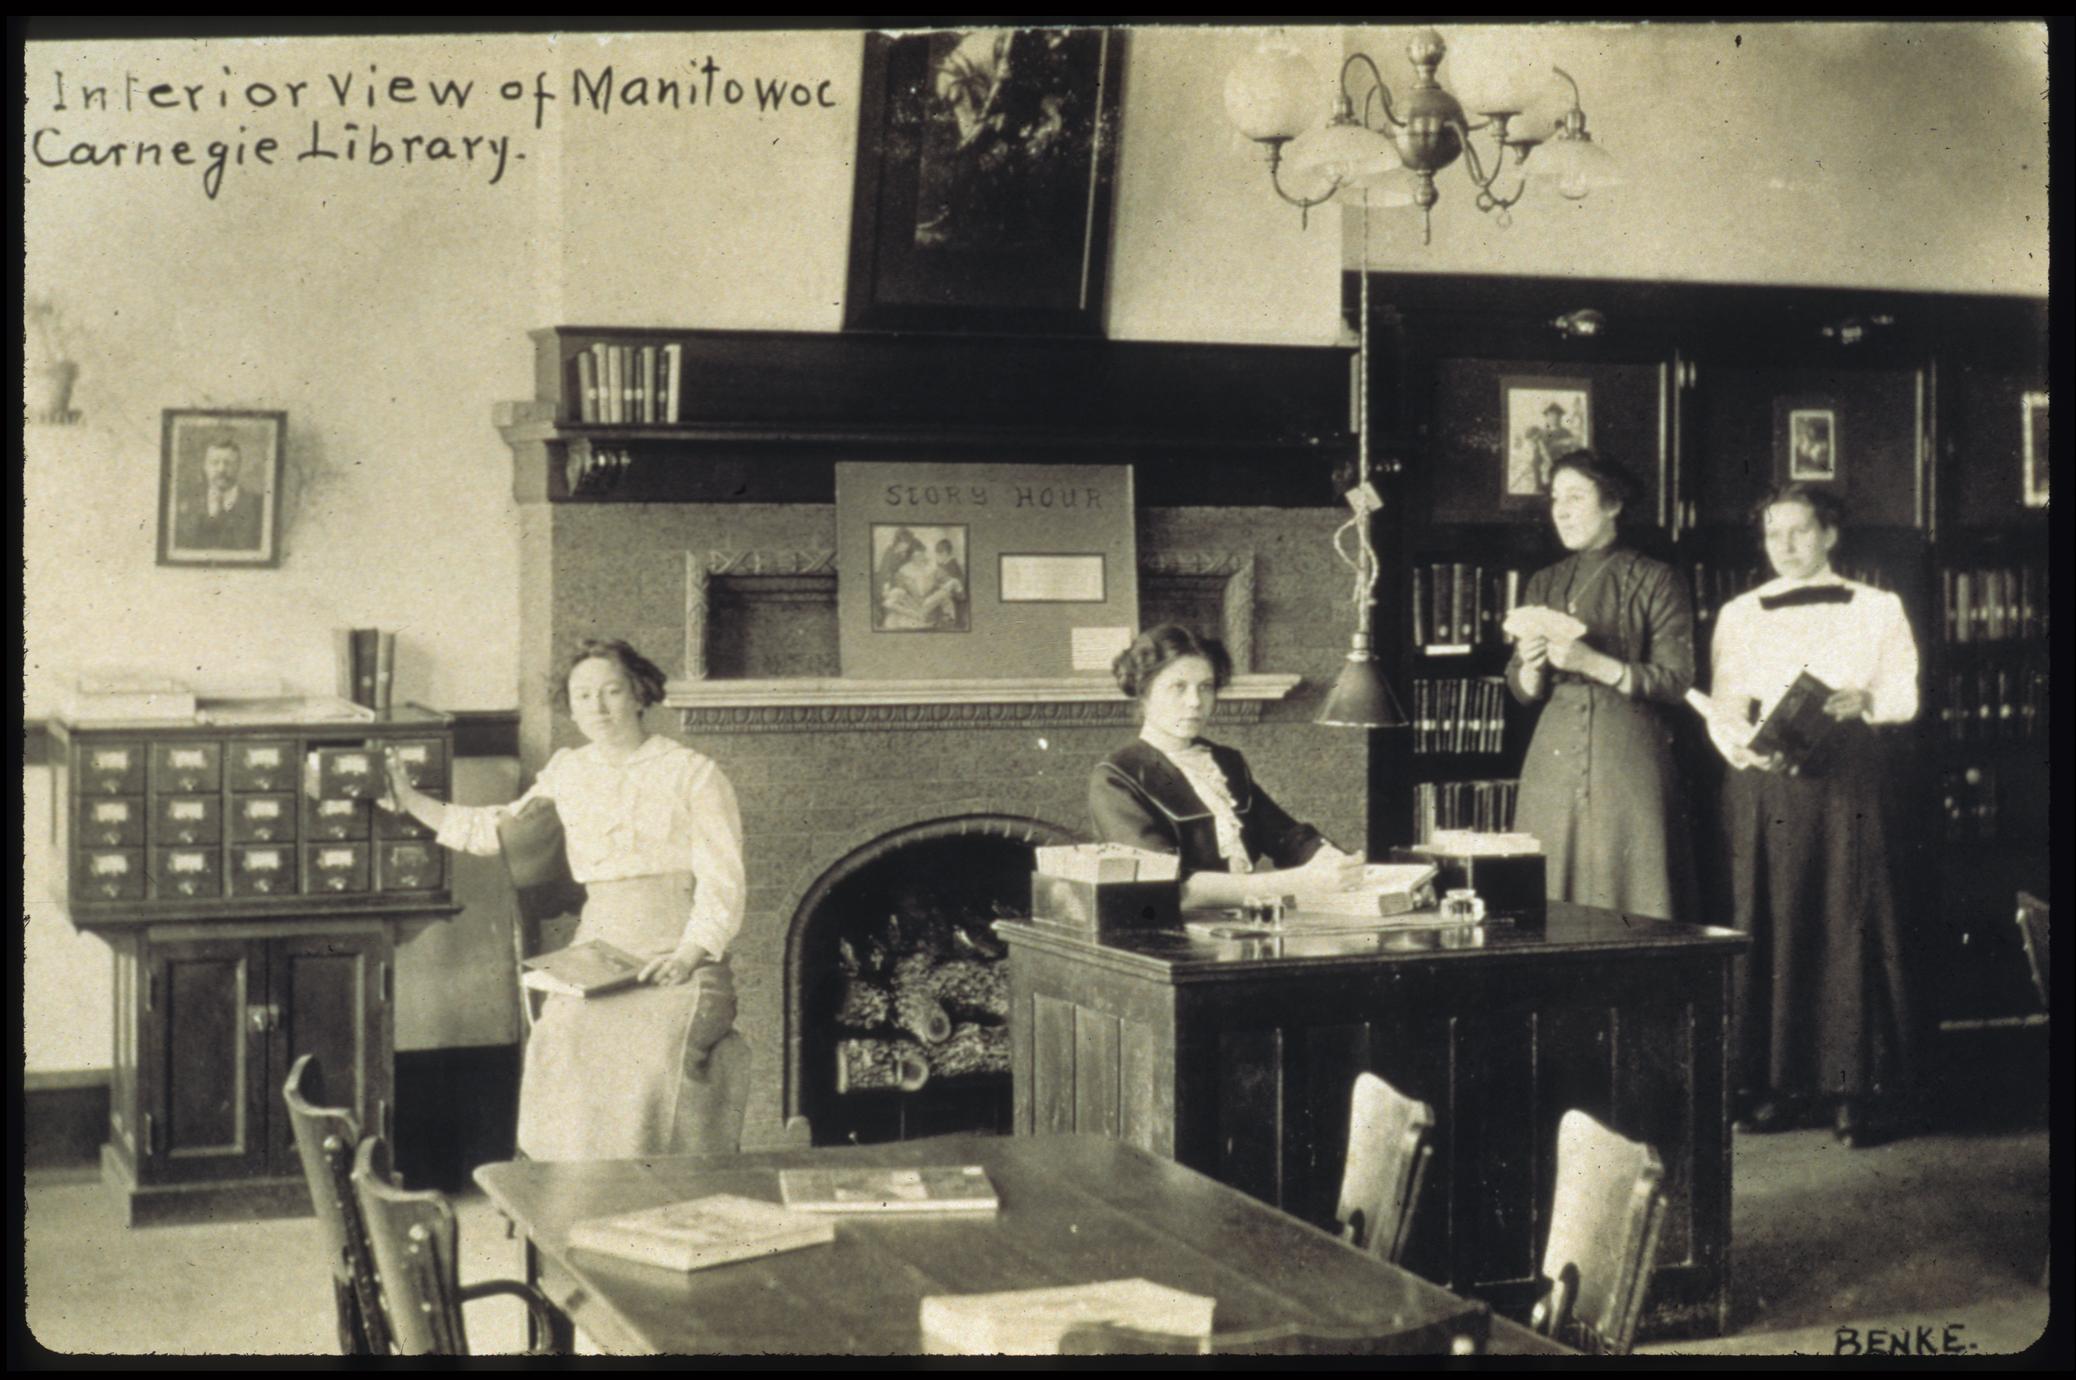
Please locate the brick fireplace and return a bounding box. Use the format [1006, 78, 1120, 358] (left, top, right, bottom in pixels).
[517, 502, 1369, 1149]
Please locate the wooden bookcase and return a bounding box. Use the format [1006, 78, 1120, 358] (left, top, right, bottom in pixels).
[1359, 272, 2049, 1031]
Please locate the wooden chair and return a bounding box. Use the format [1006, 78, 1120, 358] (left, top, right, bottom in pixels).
[1334, 1071, 1436, 1264]
[351, 1134, 564, 1356]
[2016, 891, 2049, 1011]
[1530, 1110, 1667, 1356]
[494, 796, 588, 1038]
[282, 1054, 390, 1355]
[1060, 1306, 1489, 1356]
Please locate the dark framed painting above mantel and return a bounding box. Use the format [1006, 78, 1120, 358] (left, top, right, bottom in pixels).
[843, 28, 1125, 336]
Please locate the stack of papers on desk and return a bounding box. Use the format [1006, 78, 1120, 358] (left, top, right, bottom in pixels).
[1287, 862, 1440, 919]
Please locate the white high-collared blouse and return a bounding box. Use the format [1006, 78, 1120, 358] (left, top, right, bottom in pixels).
[438, 735, 746, 960]
[1707, 572, 1920, 766]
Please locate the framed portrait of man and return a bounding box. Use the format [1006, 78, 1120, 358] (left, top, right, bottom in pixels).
[157, 409, 286, 567]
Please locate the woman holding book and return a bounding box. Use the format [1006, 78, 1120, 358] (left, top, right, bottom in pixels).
[1089, 624, 1365, 911]
[1506, 451, 1696, 922]
[381, 638, 746, 1160]
[1706, 483, 1920, 1148]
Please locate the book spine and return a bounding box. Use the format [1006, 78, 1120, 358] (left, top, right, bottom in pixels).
[640, 344, 657, 424]
[1410, 565, 1428, 648]
[664, 342, 683, 423]
[334, 627, 357, 702]
[352, 628, 379, 708]
[621, 345, 637, 422]
[374, 631, 396, 713]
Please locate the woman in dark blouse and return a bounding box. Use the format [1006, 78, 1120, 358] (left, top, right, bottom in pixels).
[1088, 624, 1363, 911]
[1506, 452, 1697, 922]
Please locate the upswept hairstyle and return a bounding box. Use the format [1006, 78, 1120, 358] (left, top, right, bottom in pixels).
[1754, 481, 1846, 532]
[1110, 624, 1234, 701]
[1548, 449, 1640, 512]
[553, 637, 669, 712]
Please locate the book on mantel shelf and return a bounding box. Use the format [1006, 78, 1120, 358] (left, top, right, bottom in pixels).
[779, 1165, 999, 1215]
[566, 1193, 835, 1273]
[920, 1278, 1217, 1355]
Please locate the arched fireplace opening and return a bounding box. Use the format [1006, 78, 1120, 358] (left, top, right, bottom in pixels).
[786, 814, 1076, 1147]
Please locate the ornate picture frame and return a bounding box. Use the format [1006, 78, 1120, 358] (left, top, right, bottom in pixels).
[156, 408, 287, 568]
[842, 27, 1125, 336]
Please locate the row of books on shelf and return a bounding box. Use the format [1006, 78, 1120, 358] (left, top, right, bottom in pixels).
[1938, 667, 2049, 743]
[1410, 564, 1523, 652]
[1412, 677, 1509, 755]
[568, 341, 685, 425]
[1412, 779, 1519, 844]
[1938, 766, 2000, 844]
[1941, 565, 2047, 644]
[333, 628, 397, 711]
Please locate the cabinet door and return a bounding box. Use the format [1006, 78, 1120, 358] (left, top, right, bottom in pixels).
[138, 937, 272, 1184]
[269, 930, 394, 1174]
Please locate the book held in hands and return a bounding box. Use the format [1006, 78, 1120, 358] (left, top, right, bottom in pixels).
[520, 939, 646, 998]
[779, 1165, 999, 1215]
[920, 1278, 1217, 1355]
[1687, 672, 1841, 774]
[566, 1193, 835, 1273]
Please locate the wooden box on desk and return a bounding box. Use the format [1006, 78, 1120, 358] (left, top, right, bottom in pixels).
[1029, 874, 1180, 941]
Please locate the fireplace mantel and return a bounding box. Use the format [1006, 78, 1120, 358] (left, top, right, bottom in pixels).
[666, 673, 1302, 733]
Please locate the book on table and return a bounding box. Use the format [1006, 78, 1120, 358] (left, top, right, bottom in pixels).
[920, 1278, 1217, 1355]
[778, 1165, 999, 1215]
[566, 1193, 835, 1273]
[520, 939, 645, 998]
[1285, 862, 1441, 920]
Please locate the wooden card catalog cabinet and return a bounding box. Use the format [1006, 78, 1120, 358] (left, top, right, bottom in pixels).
[49, 707, 460, 1226]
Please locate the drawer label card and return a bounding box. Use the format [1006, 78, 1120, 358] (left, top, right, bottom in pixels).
[169, 749, 209, 768]
[317, 800, 357, 818]
[244, 850, 285, 871]
[93, 750, 133, 770]
[94, 802, 132, 822]
[332, 753, 372, 776]
[169, 853, 206, 873]
[244, 746, 282, 767]
[318, 848, 356, 868]
[170, 800, 206, 820]
[245, 799, 283, 819]
[92, 854, 131, 875]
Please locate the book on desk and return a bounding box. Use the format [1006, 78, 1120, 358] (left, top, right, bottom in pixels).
[779, 1165, 999, 1215]
[566, 1193, 834, 1272]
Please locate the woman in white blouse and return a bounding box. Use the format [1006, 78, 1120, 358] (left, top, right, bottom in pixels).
[1088, 624, 1363, 912]
[382, 639, 747, 1160]
[1707, 485, 1919, 1148]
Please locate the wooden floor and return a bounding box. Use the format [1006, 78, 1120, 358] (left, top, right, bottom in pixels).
[20, 1123, 2054, 1358]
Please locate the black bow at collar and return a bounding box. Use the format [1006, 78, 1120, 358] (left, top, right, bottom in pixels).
[1760, 585, 1855, 611]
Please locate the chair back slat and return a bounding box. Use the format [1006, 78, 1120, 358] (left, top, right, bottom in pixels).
[353, 1134, 469, 1356]
[282, 1054, 390, 1355]
[1533, 1109, 1666, 1356]
[1334, 1071, 1436, 1264]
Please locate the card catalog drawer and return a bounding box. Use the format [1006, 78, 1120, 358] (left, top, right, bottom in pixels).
[78, 796, 147, 848]
[304, 843, 371, 893]
[229, 793, 297, 843]
[78, 849, 147, 900]
[374, 798, 437, 840]
[303, 797, 369, 841]
[388, 738, 448, 791]
[227, 739, 296, 792]
[80, 744, 147, 795]
[153, 742, 223, 793]
[304, 746, 382, 800]
[153, 847, 224, 899]
[377, 841, 444, 891]
[154, 794, 223, 846]
[228, 845, 295, 897]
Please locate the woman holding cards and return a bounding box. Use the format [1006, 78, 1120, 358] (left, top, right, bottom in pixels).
[1706, 484, 1920, 1147]
[1506, 451, 1696, 922]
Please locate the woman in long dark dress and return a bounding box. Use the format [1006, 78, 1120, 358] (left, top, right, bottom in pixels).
[1706, 484, 1920, 1147]
[1088, 624, 1364, 911]
[1506, 452, 1696, 921]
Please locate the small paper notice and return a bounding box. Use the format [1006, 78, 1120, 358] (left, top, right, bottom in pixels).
[1071, 626, 1133, 672]
[1001, 553, 1107, 603]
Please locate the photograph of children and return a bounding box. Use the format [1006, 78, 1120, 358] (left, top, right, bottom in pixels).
[871, 523, 971, 632]
[1789, 408, 1838, 480]
[1504, 382, 1592, 499]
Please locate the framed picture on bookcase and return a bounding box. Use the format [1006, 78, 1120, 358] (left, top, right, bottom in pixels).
[1500, 377, 1591, 508]
[2021, 391, 2048, 507]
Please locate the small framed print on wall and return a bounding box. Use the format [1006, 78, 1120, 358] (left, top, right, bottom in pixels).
[1786, 406, 1839, 482]
[2022, 391, 2048, 508]
[157, 409, 286, 568]
[1501, 376, 1591, 508]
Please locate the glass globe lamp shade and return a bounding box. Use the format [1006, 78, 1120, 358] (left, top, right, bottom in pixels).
[1224, 44, 1320, 143]
[1344, 164, 1421, 209]
[1533, 134, 1619, 200]
[1286, 118, 1402, 188]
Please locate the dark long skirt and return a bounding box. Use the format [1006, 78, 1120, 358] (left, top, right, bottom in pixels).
[1724, 721, 1915, 1100]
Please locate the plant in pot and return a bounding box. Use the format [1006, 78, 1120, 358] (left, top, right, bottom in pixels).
[25, 298, 79, 424]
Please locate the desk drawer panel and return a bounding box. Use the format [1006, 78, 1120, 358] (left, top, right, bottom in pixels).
[374, 800, 435, 840]
[304, 843, 371, 893]
[227, 845, 296, 897]
[388, 738, 448, 791]
[79, 849, 147, 900]
[154, 794, 224, 847]
[229, 793, 297, 843]
[303, 797, 369, 841]
[152, 742, 223, 794]
[80, 743, 148, 795]
[377, 841, 444, 892]
[226, 739, 295, 792]
[78, 796, 147, 848]
[152, 847, 224, 900]
[305, 747, 382, 800]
